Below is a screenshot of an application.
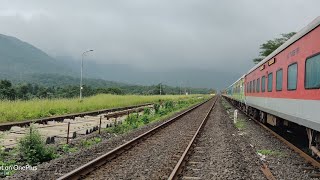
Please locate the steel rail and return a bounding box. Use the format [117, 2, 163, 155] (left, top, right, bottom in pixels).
[168, 96, 218, 180]
[0, 103, 152, 131]
[223, 96, 320, 176]
[57, 97, 214, 180]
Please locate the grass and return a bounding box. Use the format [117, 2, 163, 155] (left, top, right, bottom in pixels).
[221, 98, 232, 110]
[80, 137, 102, 148]
[0, 94, 206, 123]
[106, 97, 207, 135]
[257, 149, 285, 157]
[0, 96, 210, 177]
[235, 118, 246, 130]
[60, 144, 78, 154]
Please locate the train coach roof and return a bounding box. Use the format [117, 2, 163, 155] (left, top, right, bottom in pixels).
[247, 16, 320, 75]
[227, 74, 245, 89]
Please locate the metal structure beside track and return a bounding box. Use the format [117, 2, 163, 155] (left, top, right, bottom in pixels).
[57, 97, 215, 180]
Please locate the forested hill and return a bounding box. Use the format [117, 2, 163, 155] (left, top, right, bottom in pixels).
[0, 34, 74, 78]
[0, 34, 214, 95]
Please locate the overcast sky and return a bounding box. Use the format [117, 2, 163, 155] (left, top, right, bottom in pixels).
[1, 0, 319, 87]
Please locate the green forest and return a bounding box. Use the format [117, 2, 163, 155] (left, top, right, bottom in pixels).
[0, 79, 214, 100]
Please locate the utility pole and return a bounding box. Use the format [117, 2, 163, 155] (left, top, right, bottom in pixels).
[80, 50, 94, 101]
[159, 83, 162, 95]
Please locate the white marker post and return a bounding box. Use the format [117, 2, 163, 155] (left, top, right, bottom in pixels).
[234, 110, 238, 124]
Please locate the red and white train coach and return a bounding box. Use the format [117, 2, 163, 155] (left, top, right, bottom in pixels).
[225, 17, 320, 151]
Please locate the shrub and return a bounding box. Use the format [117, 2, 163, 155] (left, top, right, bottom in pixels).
[18, 125, 57, 165]
[61, 144, 78, 153]
[164, 101, 174, 109]
[154, 104, 160, 114]
[143, 108, 151, 115]
[158, 109, 168, 116]
[111, 125, 126, 134]
[141, 115, 150, 124]
[126, 115, 138, 125]
[0, 160, 16, 177]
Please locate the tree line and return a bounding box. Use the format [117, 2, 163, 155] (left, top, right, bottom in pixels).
[0, 80, 214, 100]
[0, 79, 124, 100]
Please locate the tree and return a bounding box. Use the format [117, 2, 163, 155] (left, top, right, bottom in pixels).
[0, 80, 16, 100]
[253, 32, 296, 64]
[107, 87, 123, 95]
[16, 83, 33, 100]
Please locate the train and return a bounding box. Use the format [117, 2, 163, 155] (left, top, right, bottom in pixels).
[222, 16, 320, 153]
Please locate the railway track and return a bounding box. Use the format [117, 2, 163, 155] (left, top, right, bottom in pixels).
[0, 103, 153, 149]
[0, 103, 152, 131]
[172, 96, 265, 180]
[223, 96, 320, 179]
[57, 96, 217, 180]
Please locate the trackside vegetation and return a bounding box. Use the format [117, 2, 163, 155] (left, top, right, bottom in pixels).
[0, 96, 210, 177]
[18, 125, 58, 165]
[106, 97, 207, 134]
[0, 94, 201, 123]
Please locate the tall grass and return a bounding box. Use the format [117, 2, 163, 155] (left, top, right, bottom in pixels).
[0, 94, 206, 123]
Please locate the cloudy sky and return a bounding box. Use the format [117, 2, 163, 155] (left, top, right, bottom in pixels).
[0, 0, 319, 88]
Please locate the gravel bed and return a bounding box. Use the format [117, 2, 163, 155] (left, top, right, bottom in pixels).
[84, 98, 215, 180]
[181, 97, 264, 180]
[221, 97, 319, 180]
[5, 99, 210, 180]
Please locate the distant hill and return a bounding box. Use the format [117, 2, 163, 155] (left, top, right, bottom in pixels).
[55, 56, 237, 90]
[0, 34, 219, 91]
[0, 34, 74, 78]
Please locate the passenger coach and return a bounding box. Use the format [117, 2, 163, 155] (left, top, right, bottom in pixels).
[223, 17, 320, 153]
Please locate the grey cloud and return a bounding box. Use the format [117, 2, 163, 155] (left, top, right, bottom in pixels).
[0, 0, 319, 88]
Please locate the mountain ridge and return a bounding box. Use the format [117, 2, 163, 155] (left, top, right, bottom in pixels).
[0, 33, 228, 90]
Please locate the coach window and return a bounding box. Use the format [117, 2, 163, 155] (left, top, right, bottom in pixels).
[256, 78, 260, 92]
[268, 72, 273, 92]
[250, 81, 252, 93]
[288, 63, 298, 90]
[247, 82, 249, 93]
[261, 76, 266, 92]
[253, 80, 255, 93]
[305, 54, 320, 89]
[276, 69, 283, 91]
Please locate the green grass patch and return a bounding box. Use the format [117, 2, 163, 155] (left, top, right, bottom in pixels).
[60, 144, 78, 153]
[106, 97, 208, 135]
[235, 119, 246, 130]
[0, 94, 206, 123]
[257, 149, 285, 157]
[221, 98, 232, 110]
[80, 137, 102, 148]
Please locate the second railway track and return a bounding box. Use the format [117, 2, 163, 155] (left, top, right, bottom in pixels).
[58, 96, 217, 180]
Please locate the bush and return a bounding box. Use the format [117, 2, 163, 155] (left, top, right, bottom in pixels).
[18, 125, 57, 165]
[126, 115, 138, 125]
[143, 108, 151, 115]
[164, 101, 174, 109]
[154, 104, 160, 114]
[0, 160, 16, 177]
[158, 109, 168, 116]
[141, 115, 150, 124]
[61, 144, 78, 153]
